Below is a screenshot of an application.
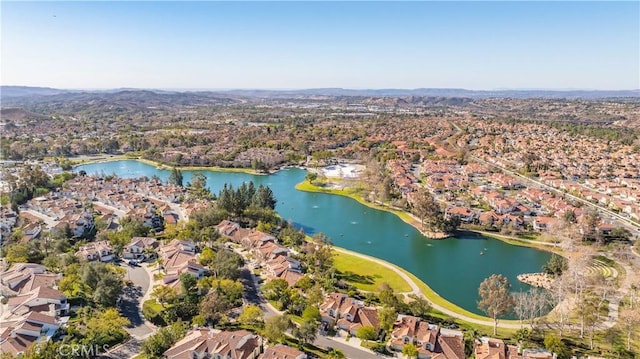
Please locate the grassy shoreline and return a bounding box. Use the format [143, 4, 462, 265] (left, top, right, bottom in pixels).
[295, 180, 449, 238]
[71, 155, 268, 175]
[331, 245, 523, 331]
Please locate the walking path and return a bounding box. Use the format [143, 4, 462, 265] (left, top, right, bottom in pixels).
[332, 246, 525, 329]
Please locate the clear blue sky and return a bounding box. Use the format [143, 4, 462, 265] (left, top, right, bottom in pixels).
[2, 1, 639, 90]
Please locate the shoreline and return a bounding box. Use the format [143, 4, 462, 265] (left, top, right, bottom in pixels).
[516, 272, 553, 289]
[331, 245, 524, 329]
[295, 180, 451, 239]
[294, 180, 562, 255]
[72, 155, 276, 175]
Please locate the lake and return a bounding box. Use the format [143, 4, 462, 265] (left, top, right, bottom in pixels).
[77, 160, 552, 316]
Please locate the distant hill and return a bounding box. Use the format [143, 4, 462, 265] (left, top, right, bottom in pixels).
[223, 88, 640, 99]
[1, 86, 638, 102]
[0, 86, 73, 98]
[0, 88, 242, 113]
[0, 107, 50, 121]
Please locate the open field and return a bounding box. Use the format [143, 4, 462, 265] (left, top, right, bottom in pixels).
[333, 251, 412, 292]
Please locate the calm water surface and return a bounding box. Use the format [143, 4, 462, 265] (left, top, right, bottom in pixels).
[77, 160, 552, 316]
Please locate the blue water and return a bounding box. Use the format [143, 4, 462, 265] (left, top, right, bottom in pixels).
[77, 160, 551, 316]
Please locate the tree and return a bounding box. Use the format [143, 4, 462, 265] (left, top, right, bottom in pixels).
[543, 334, 570, 359]
[302, 306, 321, 324]
[85, 308, 131, 348]
[619, 306, 640, 350]
[513, 328, 531, 347]
[280, 226, 306, 247]
[378, 307, 397, 333]
[180, 273, 198, 298]
[379, 282, 401, 309]
[200, 291, 232, 324]
[168, 167, 183, 187]
[78, 262, 124, 307]
[305, 172, 318, 183]
[293, 320, 318, 346]
[326, 349, 346, 359]
[402, 343, 419, 359]
[198, 246, 216, 267]
[253, 184, 277, 209]
[356, 325, 378, 341]
[141, 320, 187, 359]
[577, 291, 607, 348]
[211, 249, 244, 280]
[264, 315, 291, 344]
[477, 274, 515, 335]
[542, 254, 567, 277]
[410, 187, 443, 232]
[406, 294, 431, 318]
[93, 273, 124, 307]
[187, 173, 213, 200]
[580, 208, 602, 243]
[238, 304, 263, 325]
[151, 285, 177, 307]
[513, 288, 548, 327]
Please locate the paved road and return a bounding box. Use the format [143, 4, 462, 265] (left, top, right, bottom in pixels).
[101, 338, 142, 359]
[102, 263, 155, 359]
[314, 336, 382, 359]
[122, 263, 154, 337]
[21, 209, 58, 228]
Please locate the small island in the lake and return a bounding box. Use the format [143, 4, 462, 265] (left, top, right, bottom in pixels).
[517, 272, 553, 289]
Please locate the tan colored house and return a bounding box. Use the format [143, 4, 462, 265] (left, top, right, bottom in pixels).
[76, 240, 114, 262]
[390, 314, 464, 359]
[1, 263, 60, 296]
[124, 236, 159, 259]
[259, 345, 307, 359]
[163, 328, 261, 359]
[475, 337, 554, 359]
[159, 240, 207, 281]
[319, 293, 380, 336]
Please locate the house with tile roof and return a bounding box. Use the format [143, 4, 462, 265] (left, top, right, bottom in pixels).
[475, 337, 554, 359]
[319, 293, 380, 336]
[259, 345, 307, 359]
[123, 236, 159, 260]
[0, 311, 61, 356]
[76, 240, 114, 262]
[389, 314, 464, 359]
[0, 263, 61, 297]
[163, 328, 261, 359]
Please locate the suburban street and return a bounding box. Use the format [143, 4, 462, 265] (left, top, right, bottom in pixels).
[104, 262, 154, 359]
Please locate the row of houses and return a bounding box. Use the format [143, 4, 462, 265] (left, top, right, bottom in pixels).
[20, 174, 211, 241]
[163, 328, 306, 359]
[475, 337, 555, 359]
[215, 220, 303, 287]
[0, 263, 69, 356]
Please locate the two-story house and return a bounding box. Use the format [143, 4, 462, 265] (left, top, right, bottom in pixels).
[163, 329, 261, 359]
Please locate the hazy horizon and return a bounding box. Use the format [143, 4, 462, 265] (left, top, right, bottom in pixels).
[2, 1, 639, 90]
[3, 85, 639, 93]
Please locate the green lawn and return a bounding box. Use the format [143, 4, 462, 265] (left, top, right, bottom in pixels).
[333, 251, 412, 292]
